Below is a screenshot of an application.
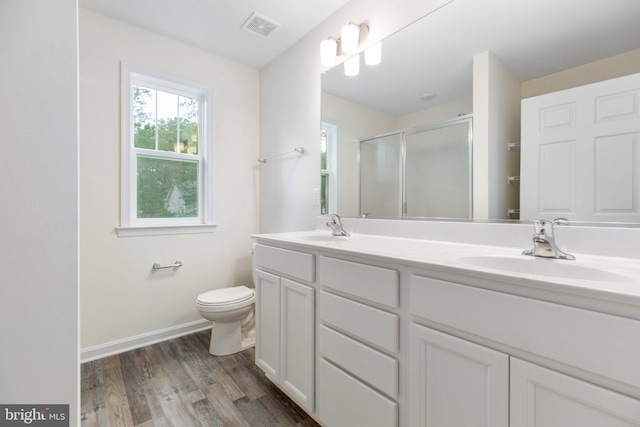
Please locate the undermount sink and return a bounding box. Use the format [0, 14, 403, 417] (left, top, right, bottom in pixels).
[457, 254, 638, 284]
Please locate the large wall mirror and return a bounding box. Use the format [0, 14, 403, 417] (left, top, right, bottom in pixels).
[321, 0, 640, 224]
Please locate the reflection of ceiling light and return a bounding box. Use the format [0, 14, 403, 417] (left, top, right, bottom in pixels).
[364, 42, 382, 66]
[344, 54, 360, 77]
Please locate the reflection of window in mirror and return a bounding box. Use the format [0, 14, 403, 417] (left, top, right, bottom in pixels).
[321, 122, 337, 215]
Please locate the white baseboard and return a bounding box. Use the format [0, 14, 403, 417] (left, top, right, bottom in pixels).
[80, 319, 212, 363]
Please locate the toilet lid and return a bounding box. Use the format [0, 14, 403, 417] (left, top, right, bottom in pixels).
[197, 285, 254, 306]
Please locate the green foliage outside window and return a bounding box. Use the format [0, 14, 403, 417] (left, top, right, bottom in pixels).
[321, 173, 328, 215]
[133, 86, 199, 154]
[137, 156, 198, 218]
[320, 128, 329, 214]
[133, 84, 201, 219]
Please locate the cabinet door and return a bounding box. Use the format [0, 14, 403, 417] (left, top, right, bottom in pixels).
[280, 278, 315, 411]
[511, 358, 640, 427]
[318, 358, 398, 427]
[409, 324, 509, 427]
[255, 269, 280, 379]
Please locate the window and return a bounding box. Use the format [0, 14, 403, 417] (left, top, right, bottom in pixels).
[118, 63, 215, 237]
[321, 122, 338, 215]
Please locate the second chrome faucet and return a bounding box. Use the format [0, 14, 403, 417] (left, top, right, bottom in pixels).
[326, 214, 350, 237]
[523, 218, 575, 260]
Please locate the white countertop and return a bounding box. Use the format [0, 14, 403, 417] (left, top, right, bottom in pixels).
[253, 230, 640, 314]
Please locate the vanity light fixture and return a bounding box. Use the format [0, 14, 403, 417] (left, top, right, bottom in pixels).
[320, 22, 373, 75]
[320, 37, 338, 67]
[340, 22, 361, 54]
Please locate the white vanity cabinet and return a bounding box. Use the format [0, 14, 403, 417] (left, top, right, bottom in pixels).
[253, 234, 640, 427]
[253, 244, 315, 412]
[316, 256, 401, 427]
[410, 274, 640, 427]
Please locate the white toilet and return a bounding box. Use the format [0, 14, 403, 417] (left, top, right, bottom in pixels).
[196, 247, 257, 356]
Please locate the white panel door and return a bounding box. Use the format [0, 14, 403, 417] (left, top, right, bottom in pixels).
[254, 269, 280, 379]
[521, 72, 640, 222]
[511, 358, 640, 427]
[280, 278, 315, 411]
[409, 324, 509, 427]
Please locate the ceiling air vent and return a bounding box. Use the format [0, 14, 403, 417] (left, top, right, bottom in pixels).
[241, 12, 280, 38]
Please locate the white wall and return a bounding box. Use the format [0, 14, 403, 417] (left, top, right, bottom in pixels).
[79, 9, 260, 353]
[260, 0, 453, 232]
[473, 52, 521, 219]
[522, 48, 640, 99]
[396, 98, 473, 129]
[0, 0, 79, 423]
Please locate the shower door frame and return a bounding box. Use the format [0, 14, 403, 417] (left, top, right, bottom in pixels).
[358, 114, 473, 218]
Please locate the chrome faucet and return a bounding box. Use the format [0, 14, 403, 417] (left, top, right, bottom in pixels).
[523, 218, 575, 260]
[326, 214, 350, 237]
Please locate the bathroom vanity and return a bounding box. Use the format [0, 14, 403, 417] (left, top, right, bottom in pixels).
[252, 219, 640, 427]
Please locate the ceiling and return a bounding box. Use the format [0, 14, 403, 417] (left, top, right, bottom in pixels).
[322, 0, 640, 117]
[78, 0, 350, 69]
[78, 0, 640, 116]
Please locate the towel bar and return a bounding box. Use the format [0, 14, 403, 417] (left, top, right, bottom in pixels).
[153, 261, 183, 270]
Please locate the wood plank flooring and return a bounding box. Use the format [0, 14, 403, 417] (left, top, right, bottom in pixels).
[81, 331, 320, 427]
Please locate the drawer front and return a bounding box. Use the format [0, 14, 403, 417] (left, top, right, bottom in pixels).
[319, 291, 399, 353]
[254, 244, 315, 283]
[319, 256, 399, 308]
[319, 324, 399, 398]
[318, 358, 398, 427]
[411, 274, 640, 390]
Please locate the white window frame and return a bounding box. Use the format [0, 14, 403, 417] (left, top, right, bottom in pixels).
[321, 121, 338, 215]
[117, 62, 216, 237]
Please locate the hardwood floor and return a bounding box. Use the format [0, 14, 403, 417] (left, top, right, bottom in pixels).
[81, 331, 320, 427]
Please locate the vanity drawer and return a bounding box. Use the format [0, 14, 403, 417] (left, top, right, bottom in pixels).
[319, 324, 399, 398]
[318, 256, 399, 309]
[254, 244, 315, 283]
[319, 291, 399, 353]
[318, 358, 398, 427]
[410, 275, 640, 390]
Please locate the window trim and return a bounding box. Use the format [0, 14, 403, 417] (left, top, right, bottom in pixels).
[321, 121, 338, 215]
[117, 62, 216, 237]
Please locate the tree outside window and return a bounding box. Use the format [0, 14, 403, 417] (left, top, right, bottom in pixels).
[132, 85, 201, 219]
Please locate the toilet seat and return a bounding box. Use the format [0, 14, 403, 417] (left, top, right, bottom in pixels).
[196, 286, 255, 313]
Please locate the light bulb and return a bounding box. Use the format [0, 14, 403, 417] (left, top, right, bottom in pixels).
[341, 23, 360, 54]
[344, 54, 360, 77]
[320, 38, 337, 67]
[364, 42, 382, 66]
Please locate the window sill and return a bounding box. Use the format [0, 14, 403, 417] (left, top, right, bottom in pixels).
[115, 224, 217, 238]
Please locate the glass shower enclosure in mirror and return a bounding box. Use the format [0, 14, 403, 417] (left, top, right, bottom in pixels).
[360, 116, 472, 218]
